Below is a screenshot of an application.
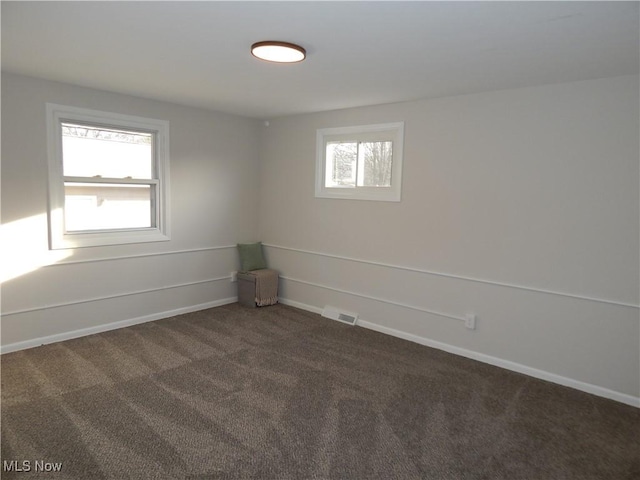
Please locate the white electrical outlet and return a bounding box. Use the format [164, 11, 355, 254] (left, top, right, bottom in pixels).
[230, 271, 238, 282]
[465, 314, 476, 330]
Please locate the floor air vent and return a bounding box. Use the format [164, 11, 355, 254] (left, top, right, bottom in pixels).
[321, 306, 358, 326]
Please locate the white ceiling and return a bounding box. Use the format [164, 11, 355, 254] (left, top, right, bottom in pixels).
[2, 1, 638, 119]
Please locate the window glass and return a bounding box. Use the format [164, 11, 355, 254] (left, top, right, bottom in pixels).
[62, 123, 153, 178]
[64, 183, 152, 231]
[357, 141, 393, 187]
[326, 142, 357, 187]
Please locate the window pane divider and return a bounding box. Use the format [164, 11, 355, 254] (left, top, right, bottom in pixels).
[63, 176, 158, 185]
[65, 226, 158, 236]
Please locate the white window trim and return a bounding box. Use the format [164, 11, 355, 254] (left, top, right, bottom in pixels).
[46, 103, 171, 249]
[315, 122, 404, 202]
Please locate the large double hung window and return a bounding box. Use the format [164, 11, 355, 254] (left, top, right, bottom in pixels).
[46, 104, 170, 249]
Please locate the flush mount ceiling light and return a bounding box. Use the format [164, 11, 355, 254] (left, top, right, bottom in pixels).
[251, 41, 306, 63]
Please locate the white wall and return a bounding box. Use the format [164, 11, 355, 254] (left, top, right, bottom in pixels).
[2, 72, 638, 406]
[1, 73, 261, 348]
[258, 75, 640, 404]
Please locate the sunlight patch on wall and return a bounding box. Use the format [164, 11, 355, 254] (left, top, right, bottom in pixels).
[1, 212, 73, 283]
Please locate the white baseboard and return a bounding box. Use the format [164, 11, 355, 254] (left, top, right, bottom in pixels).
[0, 297, 238, 355]
[279, 297, 640, 408]
[279, 298, 323, 315]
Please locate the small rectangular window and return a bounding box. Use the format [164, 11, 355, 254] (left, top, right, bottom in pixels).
[316, 122, 404, 201]
[47, 104, 170, 249]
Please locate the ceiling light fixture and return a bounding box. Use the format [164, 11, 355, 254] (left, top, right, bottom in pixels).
[251, 41, 306, 63]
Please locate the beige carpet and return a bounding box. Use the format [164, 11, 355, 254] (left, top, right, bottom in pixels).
[1, 303, 638, 479]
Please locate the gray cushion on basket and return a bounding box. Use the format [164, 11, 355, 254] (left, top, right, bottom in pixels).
[237, 242, 267, 271]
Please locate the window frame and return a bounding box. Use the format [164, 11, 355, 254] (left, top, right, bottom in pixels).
[315, 122, 404, 202]
[46, 103, 171, 249]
